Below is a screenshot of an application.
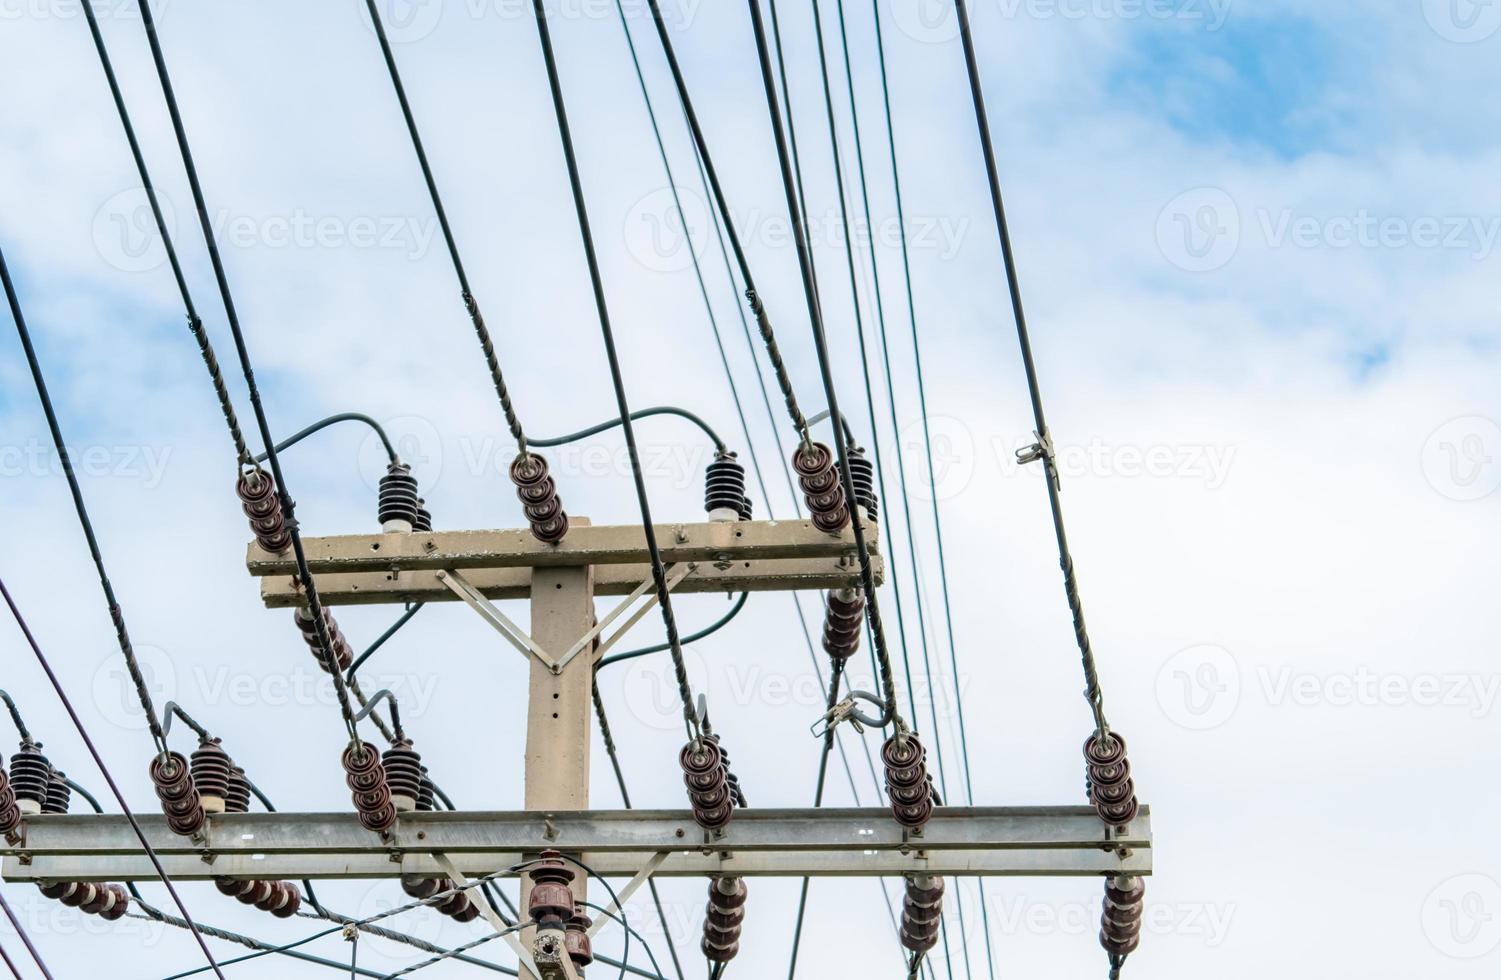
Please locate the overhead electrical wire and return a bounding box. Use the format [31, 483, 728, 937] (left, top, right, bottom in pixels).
[0, 249, 223, 978]
[0, 940, 21, 980]
[861, 1, 996, 975]
[0, 886, 50, 980]
[134, 2, 362, 743]
[741, 0, 905, 732]
[527, 0, 704, 741]
[643, 0, 815, 445]
[360, 0, 546, 465]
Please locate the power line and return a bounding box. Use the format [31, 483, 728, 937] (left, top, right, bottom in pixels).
[0, 886, 51, 980]
[0, 247, 223, 979]
[135, 1, 362, 742]
[528, 0, 702, 740]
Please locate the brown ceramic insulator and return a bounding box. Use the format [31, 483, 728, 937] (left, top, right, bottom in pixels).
[821, 590, 865, 662]
[38, 882, 78, 903]
[0, 768, 20, 836]
[1099, 877, 1146, 958]
[413, 500, 433, 533]
[98, 885, 131, 921]
[381, 740, 423, 812]
[224, 766, 251, 815]
[60, 882, 97, 909]
[342, 741, 397, 834]
[237, 468, 291, 554]
[440, 892, 480, 923]
[901, 876, 945, 952]
[704, 451, 749, 517]
[401, 876, 443, 901]
[702, 877, 746, 964]
[883, 734, 935, 832]
[847, 448, 878, 522]
[8, 744, 51, 812]
[527, 850, 577, 925]
[566, 908, 594, 969]
[190, 739, 232, 814]
[270, 883, 301, 919]
[1084, 733, 1140, 830]
[150, 751, 205, 837]
[510, 454, 569, 544]
[681, 737, 735, 832]
[293, 607, 354, 674]
[793, 442, 852, 533]
[42, 769, 70, 815]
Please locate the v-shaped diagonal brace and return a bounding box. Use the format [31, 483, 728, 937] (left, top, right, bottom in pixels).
[439, 564, 693, 675]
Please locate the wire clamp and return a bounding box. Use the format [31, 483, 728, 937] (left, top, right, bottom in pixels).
[1016, 429, 1061, 490]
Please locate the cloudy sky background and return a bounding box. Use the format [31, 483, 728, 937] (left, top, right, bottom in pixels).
[1, 0, 1498, 976]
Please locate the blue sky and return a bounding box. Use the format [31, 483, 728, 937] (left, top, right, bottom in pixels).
[1, 1, 1499, 978]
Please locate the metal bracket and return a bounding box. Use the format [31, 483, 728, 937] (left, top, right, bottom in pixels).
[1016, 429, 1061, 491]
[562, 564, 692, 670]
[438, 569, 560, 671]
[585, 851, 667, 940]
[434, 852, 542, 980]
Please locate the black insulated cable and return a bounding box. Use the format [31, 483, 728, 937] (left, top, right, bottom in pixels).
[135, 2, 361, 742]
[948, 0, 1111, 736]
[741, 0, 904, 730]
[79, 0, 251, 468]
[528, 0, 703, 740]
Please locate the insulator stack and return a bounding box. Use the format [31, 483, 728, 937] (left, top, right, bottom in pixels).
[848, 447, 879, 522]
[416, 767, 436, 812]
[528, 850, 578, 929]
[701, 877, 747, 964]
[42, 769, 70, 815]
[900, 875, 945, 953]
[225, 766, 251, 814]
[680, 736, 735, 831]
[38, 882, 130, 921]
[704, 451, 749, 520]
[0, 763, 22, 837]
[738, 494, 753, 521]
[214, 878, 302, 918]
[381, 740, 423, 813]
[1099, 877, 1145, 960]
[293, 606, 354, 674]
[793, 442, 850, 533]
[822, 589, 865, 662]
[1084, 732, 1139, 831]
[151, 751, 206, 837]
[379, 461, 422, 532]
[883, 733, 935, 832]
[400, 876, 480, 923]
[414, 499, 433, 532]
[510, 453, 568, 544]
[190, 738, 232, 815]
[565, 907, 594, 972]
[9, 744, 51, 816]
[237, 468, 291, 554]
[342, 740, 396, 834]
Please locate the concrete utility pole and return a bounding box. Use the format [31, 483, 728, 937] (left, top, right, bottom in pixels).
[2, 515, 1152, 975]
